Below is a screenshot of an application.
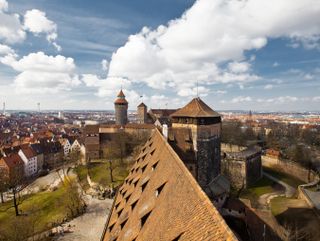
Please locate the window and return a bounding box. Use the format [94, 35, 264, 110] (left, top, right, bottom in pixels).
[131, 199, 138, 210]
[115, 202, 120, 210]
[151, 161, 159, 171]
[141, 164, 148, 173]
[141, 210, 152, 228]
[125, 193, 131, 203]
[108, 223, 115, 232]
[133, 178, 139, 188]
[172, 232, 184, 241]
[155, 182, 166, 197]
[150, 149, 155, 156]
[117, 208, 124, 217]
[141, 180, 149, 192]
[120, 218, 128, 229]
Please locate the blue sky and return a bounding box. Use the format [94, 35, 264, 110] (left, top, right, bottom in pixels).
[0, 0, 320, 111]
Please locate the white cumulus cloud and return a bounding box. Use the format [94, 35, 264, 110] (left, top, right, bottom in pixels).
[0, 52, 79, 93]
[24, 9, 61, 51]
[104, 0, 320, 98]
[0, 1, 26, 44]
[0, 44, 14, 55]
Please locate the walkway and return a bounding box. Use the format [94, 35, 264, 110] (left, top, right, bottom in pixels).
[263, 172, 296, 197]
[55, 196, 113, 241]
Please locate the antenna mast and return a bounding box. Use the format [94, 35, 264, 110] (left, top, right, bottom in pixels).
[2, 102, 5, 115]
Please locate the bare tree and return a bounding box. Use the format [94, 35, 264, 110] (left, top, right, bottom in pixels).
[0, 168, 9, 203]
[282, 222, 311, 241]
[63, 177, 86, 219]
[5, 166, 26, 216]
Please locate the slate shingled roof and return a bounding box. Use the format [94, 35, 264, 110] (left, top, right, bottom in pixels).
[102, 129, 237, 241]
[171, 97, 220, 118]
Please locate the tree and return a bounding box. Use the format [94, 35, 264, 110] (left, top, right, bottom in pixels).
[0, 168, 9, 203]
[7, 166, 26, 216]
[62, 177, 86, 218]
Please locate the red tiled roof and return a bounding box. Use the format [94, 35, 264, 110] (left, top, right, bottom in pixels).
[117, 89, 125, 97]
[2, 154, 24, 168]
[114, 98, 128, 104]
[102, 129, 237, 241]
[171, 97, 220, 118]
[21, 147, 37, 159]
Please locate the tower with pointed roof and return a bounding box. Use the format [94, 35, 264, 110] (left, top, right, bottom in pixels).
[137, 102, 147, 124]
[114, 89, 128, 126]
[170, 97, 222, 190]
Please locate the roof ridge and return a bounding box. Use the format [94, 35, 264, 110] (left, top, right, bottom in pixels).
[156, 129, 237, 239]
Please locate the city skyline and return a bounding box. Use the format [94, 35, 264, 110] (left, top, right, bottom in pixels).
[0, 0, 320, 111]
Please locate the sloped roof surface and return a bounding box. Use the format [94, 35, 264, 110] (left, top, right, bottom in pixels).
[171, 97, 220, 118]
[117, 89, 125, 97]
[102, 129, 237, 241]
[21, 147, 37, 159]
[2, 154, 24, 168]
[137, 102, 147, 108]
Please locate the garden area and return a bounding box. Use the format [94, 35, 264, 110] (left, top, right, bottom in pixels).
[0, 179, 84, 241]
[74, 159, 130, 191]
[239, 176, 284, 207]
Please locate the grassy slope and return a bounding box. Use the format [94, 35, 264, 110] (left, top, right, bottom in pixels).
[240, 176, 276, 204]
[0, 186, 68, 234]
[75, 161, 130, 189]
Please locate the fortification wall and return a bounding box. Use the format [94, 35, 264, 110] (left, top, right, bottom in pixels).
[262, 156, 319, 183]
[221, 159, 246, 189]
[221, 143, 246, 152]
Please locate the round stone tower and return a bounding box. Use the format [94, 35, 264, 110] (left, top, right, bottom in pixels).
[114, 89, 128, 126]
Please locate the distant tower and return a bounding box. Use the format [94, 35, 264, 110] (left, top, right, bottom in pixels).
[171, 97, 222, 189]
[137, 102, 147, 124]
[2, 102, 5, 115]
[114, 89, 128, 126]
[37, 103, 41, 113]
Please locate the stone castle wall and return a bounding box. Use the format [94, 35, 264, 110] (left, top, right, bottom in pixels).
[262, 156, 319, 183]
[221, 143, 246, 152]
[197, 136, 221, 189]
[221, 159, 246, 189]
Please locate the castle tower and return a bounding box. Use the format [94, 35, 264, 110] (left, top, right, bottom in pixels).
[171, 97, 221, 189]
[114, 89, 128, 126]
[137, 102, 147, 124]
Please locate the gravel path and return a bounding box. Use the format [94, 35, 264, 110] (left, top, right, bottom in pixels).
[55, 196, 113, 241]
[263, 172, 296, 197]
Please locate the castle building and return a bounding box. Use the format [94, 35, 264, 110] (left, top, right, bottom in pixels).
[221, 145, 262, 189]
[169, 97, 222, 190]
[114, 89, 128, 126]
[137, 102, 147, 124]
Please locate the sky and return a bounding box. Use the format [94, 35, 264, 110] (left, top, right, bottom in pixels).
[0, 0, 320, 111]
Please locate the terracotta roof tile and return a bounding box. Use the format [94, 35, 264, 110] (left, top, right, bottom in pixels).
[171, 97, 220, 118]
[102, 129, 237, 241]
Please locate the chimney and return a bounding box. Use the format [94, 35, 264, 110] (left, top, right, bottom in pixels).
[162, 124, 168, 140]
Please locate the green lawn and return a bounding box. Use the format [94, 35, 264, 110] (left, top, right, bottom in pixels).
[240, 176, 276, 204]
[263, 167, 305, 187]
[270, 196, 290, 216]
[0, 186, 69, 236]
[75, 160, 130, 189]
